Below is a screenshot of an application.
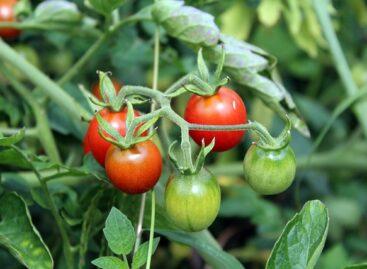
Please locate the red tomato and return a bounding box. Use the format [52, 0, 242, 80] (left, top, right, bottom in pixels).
[85, 108, 145, 166]
[105, 140, 162, 194]
[92, 78, 122, 101]
[184, 86, 247, 152]
[0, 0, 21, 39]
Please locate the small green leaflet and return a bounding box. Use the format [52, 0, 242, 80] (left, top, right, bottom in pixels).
[92, 256, 128, 269]
[132, 238, 160, 269]
[266, 200, 329, 269]
[87, 0, 126, 15]
[103, 207, 136, 255]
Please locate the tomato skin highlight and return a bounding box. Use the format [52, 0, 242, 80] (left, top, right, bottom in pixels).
[243, 144, 296, 195]
[105, 141, 162, 194]
[85, 108, 144, 166]
[184, 86, 247, 152]
[165, 169, 221, 232]
[92, 79, 122, 101]
[0, 0, 21, 39]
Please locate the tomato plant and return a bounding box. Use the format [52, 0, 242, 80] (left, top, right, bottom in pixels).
[184, 86, 247, 152]
[105, 140, 162, 194]
[165, 169, 221, 232]
[0, 0, 20, 38]
[243, 143, 296, 195]
[0, 0, 364, 269]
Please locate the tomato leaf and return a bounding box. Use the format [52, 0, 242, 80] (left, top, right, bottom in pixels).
[131, 238, 160, 269]
[0, 148, 32, 169]
[103, 207, 136, 255]
[203, 34, 310, 137]
[266, 200, 329, 269]
[0, 128, 25, 146]
[152, 1, 220, 47]
[0, 192, 53, 269]
[157, 230, 244, 269]
[92, 256, 128, 269]
[33, 0, 82, 28]
[87, 0, 126, 15]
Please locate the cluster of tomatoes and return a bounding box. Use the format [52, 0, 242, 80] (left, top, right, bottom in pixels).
[0, 0, 21, 39]
[84, 81, 296, 232]
[1, 0, 296, 234]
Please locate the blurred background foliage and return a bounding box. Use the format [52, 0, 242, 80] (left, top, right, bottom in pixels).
[1, 0, 367, 268]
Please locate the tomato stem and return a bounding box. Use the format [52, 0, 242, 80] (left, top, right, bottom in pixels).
[134, 25, 161, 255]
[146, 190, 156, 269]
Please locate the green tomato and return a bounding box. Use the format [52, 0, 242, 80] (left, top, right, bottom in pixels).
[243, 144, 296, 195]
[44, 50, 73, 76]
[7, 45, 41, 80]
[165, 169, 221, 232]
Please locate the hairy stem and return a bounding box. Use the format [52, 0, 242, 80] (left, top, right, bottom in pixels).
[134, 25, 161, 254]
[146, 190, 156, 269]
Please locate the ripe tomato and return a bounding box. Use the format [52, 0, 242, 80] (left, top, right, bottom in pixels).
[184, 86, 247, 152]
[105, 140, 162, 194]
[0, 0, 21, 39]
[165, 169, 221, 232]
[85, 108, 145, 165]
[92, 78, 122, 101]
[243, 144, 296, 195]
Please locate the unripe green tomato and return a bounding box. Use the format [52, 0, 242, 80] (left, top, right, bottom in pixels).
[45, 50, 73, 76]
[165, 169, 221, 232]
[243, 144, 296, 195]
[7, 45, 41, 80]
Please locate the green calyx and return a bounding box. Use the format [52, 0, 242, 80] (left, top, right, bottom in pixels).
[168, 138, 215, 175]
[14, 0, 32, 19]
[96, 102, 159, 150]
[90, 71, 149, 112]
[196, 48, 229, 96]
[253, 116, 292, 151]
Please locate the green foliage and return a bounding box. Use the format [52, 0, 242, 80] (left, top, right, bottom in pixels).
[93, 207, 159, 269]
[92, 257, 128, 269]
[87, 0, 126, 15]
[266, 200, 329, 269]
[0, 192, 53, 269]
[132, 238, 160, 269]
[0, 0, 366, 268]
[103, 207, 136, 255]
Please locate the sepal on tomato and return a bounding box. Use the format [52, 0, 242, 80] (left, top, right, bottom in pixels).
[95, 102, 157, 150]
[168, 138, 215, 175]
[195, 48, 229, 96]
[14, 0, 31, 19]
